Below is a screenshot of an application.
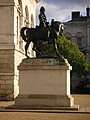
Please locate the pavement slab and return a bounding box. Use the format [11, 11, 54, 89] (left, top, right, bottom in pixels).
[0, 101, 90, 113]
[0, 112, 90, 120]
[0, 101, 90, 120]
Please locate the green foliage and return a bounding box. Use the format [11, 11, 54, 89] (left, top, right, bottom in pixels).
[57, 36, 90, 77]
[41, 42, 56, 57]
[41, 36, 90, 78]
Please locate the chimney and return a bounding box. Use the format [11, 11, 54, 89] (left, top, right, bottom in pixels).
[72, 11, 80, 20]
[86, 6, 90, 16]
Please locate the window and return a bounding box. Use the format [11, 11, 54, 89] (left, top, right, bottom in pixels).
[77, 37, 82, 47]
[65, 32, 72, 40]
[17, 16, 19, 45]
[25, 6, 29, 27]
[16, 0, 23, 50]
[31, 14, 34, 28]
[76, 32, 83, 47]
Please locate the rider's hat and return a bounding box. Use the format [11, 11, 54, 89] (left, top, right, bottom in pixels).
[40, 6, 45, 12]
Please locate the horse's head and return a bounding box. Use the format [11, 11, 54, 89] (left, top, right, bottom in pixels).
[51, 21, 61, 32]
[51, 20, 66, 36]
[59, 23, 66, 36]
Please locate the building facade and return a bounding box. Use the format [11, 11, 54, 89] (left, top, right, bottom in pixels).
[0, 0, 39, 100]
[63, 7, 90, 92]
[63, 7, 90, 61]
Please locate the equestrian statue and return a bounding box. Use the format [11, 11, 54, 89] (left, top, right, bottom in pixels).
[20, 6, 66, 59]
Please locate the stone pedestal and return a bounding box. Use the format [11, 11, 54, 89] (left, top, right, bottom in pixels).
[15, 58, 79, 110]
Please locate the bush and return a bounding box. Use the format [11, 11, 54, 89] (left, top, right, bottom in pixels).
[41, 36, 90, 78]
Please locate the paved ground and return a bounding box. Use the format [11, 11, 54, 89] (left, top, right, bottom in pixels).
[0, 112, 90, 120]
[0, 101, 90, 120]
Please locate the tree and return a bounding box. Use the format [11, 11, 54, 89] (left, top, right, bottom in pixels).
[41, 36, 90, 78]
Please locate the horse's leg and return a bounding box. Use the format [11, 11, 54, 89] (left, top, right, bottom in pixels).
[53, 39, 64, 59]
[32, 41, 42, 57]
[25, 39, 31, 58]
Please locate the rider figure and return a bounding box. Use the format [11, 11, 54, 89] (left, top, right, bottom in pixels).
[38, 6, 52, 45]
[38, 6, 50, 30]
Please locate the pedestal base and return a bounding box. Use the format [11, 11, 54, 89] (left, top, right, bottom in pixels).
[16, 94, 74, 106]
[15, 58, 79, 110]
[15, 94, 79, 110]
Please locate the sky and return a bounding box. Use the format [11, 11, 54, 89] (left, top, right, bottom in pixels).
[36, 0, 90, 24]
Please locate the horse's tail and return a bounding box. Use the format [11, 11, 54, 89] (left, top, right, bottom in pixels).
[20, 27, 28, 42]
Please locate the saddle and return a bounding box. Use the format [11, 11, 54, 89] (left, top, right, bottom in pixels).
[36, 25, 50, 38]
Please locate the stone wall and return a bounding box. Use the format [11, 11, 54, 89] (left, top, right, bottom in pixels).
[0, 0, 38, 100]
[0, 46, 26, 100]
[14, 47, 25, 99]
[63, 20, 90, 62]
[63, 22, 87, 47]
[0, 48, 14, 100]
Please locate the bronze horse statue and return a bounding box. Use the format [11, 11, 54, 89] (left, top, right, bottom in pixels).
[20, 20, 65, 58]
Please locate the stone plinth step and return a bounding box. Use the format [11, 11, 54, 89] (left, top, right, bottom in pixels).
[6, 105, 79, 111]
